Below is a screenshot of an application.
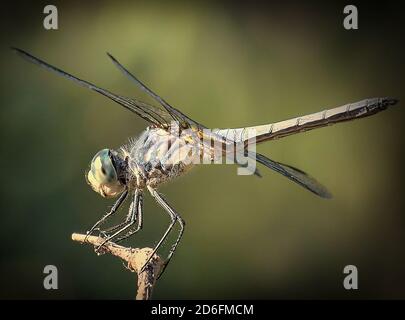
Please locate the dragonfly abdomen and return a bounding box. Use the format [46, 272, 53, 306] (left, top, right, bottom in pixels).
[214, 97, 398, 144]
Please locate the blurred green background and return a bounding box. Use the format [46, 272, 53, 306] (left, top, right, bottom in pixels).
[0, 1, 404, 299]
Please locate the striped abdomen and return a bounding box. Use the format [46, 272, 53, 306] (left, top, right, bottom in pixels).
[213, 97, 398, 144]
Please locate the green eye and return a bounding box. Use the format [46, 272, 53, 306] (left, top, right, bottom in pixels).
[90, 149, 118, 183]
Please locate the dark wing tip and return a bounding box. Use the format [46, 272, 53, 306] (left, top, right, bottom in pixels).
[319, 189, 333, 199]
[106, 52, 118, 63]
[11, 47, 43, 66]
[11, 46, 27, 57]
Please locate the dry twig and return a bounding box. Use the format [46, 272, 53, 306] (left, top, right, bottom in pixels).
[72, 233, 163, 300]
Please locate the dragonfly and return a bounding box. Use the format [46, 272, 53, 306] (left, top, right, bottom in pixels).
[12, 47, 398, 277]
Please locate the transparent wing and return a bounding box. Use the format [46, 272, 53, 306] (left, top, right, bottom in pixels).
[12, 47, 172, 128]
[106, 52, 206, 130]
[251, 152, 332, 198]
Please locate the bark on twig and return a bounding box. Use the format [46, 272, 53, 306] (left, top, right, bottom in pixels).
[71, 233, 163, 300]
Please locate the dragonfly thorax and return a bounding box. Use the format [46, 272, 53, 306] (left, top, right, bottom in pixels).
[123, 127, 200, 189]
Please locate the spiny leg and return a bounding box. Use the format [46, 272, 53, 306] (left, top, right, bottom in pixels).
[85, 189, 128, 242]
[96, 190, 141, 251]
[158, 213, 185, 280]
[100, 194, 139, 236]
[114, 192, 144, 243]
[99, 219, 131, 237]
[141, 187, 185, 276]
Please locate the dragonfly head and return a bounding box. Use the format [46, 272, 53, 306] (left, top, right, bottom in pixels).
[86, 149, 126, 198]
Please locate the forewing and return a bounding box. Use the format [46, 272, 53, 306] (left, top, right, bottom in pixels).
[12, 47, 172, 128]
[106, 52, 205, 130]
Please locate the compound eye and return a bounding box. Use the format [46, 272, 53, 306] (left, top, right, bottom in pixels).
[90, 149, 118, 183]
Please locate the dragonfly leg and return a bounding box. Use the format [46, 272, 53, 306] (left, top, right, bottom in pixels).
[114, 193, 144, 243]
[99, 218, 131, 237]
[157, 213, 185, 280]
[100, 193, 140, 236]
[140, 187, 185, 277]
[96, 190, 141, 251]
[85, 190, 128, 243]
